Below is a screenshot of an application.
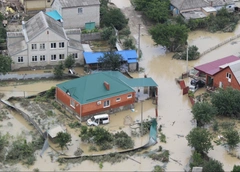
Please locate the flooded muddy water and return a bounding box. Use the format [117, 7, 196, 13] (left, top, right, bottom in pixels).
[1, 1, 240, 171]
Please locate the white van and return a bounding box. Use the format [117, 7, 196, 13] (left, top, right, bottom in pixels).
[87, 114, 110, 126]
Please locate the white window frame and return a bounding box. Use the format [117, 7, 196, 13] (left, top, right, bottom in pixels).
[116, 97, 121, 102]
[51, 54, 57, 61]
[32, 55, 37, 62]
[59, 42, 64, 48]
[50, 43, 56, 49]
[59, 54, 65, 60]
[226, 73, 231, 79]
[70, 99, 75, 108]
[31, 44, 37, 50]
[127, 94, 132, 99]
[40, 43, 45, 50]
[72, 53, 78, 59]
[78, 7, 83, 14]
[18, 56, 23, 63]
[103, 100, 110, 108]
[40, 55, 46, 61]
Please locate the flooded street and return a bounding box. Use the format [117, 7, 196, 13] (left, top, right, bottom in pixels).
[1, 1, 240, 171]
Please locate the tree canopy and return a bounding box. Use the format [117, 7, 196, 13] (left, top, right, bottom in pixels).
[186, 128, 213, 154]
[56, 132, 72, 151]
[134, 0, 170, 23]
[223, 129, 240, 149]
[64, 55, 75, 69]
[53, 62, 65, 79]
[0, 55, 12, 74]
[149, 23, 189, 52]
[192, 102, 217, 127]
[97, 51, 124, 70]
[211, 87, 240, 117]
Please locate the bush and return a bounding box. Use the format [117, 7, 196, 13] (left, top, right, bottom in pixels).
[202, 158, 224, 172]
[114, 131, 134, 149]
[101, 27, 114, 40]
[223, 129, 240, 149]
[190, 151, 204, 169]
[232, 165, 240, 172]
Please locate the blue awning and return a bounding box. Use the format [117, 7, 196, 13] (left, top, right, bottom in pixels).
[46, 10, 62, 21]
[84, 50, 138, 64]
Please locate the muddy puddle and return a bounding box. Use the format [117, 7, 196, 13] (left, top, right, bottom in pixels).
[1, 1, 240, 171]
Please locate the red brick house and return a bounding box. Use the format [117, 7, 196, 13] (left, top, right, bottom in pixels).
[56, 71, 157, 121]
[194, 55, 240, 89]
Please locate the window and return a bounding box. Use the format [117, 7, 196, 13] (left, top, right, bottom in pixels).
[18, 56, 23, 63]
[70, 99, 75, 108]
[59, 54, 65, 60]
[104, 100, 110, 108]
[31, 44, 37, 50]
[226, 73, 231, 79]
[116, 98, 121, 102]
[40, 43, 45, 50]
[59, 42, 64, 48]
[50, 43, 56, 49]
[72, 53, 78, 59]
[51, 54, 56, 61]
[127, 94, 132, 99]
[40, 55, 46, 61]
[78, 7, 83, 14]
[226, 72, 232, 82]
[32, 55, 37, 62]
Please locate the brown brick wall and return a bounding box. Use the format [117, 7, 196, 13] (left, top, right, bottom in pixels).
[213, 67, 240, 90]
[56, 87, 135, 117]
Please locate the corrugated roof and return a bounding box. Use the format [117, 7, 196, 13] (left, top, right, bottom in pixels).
[194, 55, 240, 75]
[57, 71, 135, 104]
[56, 71, 157, 104]
[229, 60, 240, 84]
[170, 0, 234, 11]
[68, 38, 83, 50]
[23, 11, 67, 42]
[58, 0, 100, 8]
[84, 50, 138, 64]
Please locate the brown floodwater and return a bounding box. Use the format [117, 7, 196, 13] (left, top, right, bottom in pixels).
[1, 1, 240, 171]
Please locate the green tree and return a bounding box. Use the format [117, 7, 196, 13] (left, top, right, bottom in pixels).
[202, 158, 224, 172]
[149, 23, 189, 52]
[114, 131, 134, 149]
[211, 87, 240, 117]
[56, 132, 72, 151]
[186, 128, 213, 154]
[189, 151, 204, 169]
[64, 55, 75, 69]
[98, 51, 123, 70]
[92, 127, 113, 145]
[192, 102, 217, 127]
[0, 55, 12, 74]
[0, 133, 8, 152]
[123, 37, 136, 50]
[101, 27, 114, 40]
[108, 35, 117, 50]
[144, 0, 170, 23]
[53, 62, 65, 79]
[223, 129, 240, 149]
[232, 165, 240, 172]
[101, 8, 128, 30]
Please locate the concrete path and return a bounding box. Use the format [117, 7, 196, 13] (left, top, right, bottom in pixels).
[0, 73, 54, 81]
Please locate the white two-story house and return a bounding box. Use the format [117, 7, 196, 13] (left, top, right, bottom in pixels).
[51, 0, 100, 29]
[7, 11, 84, 70]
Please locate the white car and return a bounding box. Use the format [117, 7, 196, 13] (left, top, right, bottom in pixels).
[87, 114, 110, 126]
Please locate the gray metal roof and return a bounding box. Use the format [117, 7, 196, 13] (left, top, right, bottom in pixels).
[68, 38, 83, 50]
[170, 0, 234, 11]
[58, 0, 100, 8]
[23, 11, 67, 42]
[8, 39, 27, 56]
[229, 60, 240, 84]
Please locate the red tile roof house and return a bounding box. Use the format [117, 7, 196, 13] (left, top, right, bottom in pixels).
[194, 55, 240, 90]
[55, 71, 158, 121]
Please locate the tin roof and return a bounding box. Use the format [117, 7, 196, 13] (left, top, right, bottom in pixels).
[58, 0, 100, 8]
[83, 50, 138, 64]
[194, 55, 240, 76]
[56, 71, 157, 104]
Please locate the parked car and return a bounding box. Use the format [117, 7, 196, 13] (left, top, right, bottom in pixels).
[87, 114, 110, 126]
[189, 79, 205, 92]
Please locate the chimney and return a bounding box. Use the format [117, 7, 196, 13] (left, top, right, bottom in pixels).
[104, 81, 110, 90]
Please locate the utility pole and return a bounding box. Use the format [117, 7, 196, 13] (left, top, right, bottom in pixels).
[138, 24, 141, 58]
[141, 100, 143, 136]
[186, 41, 189, 76]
